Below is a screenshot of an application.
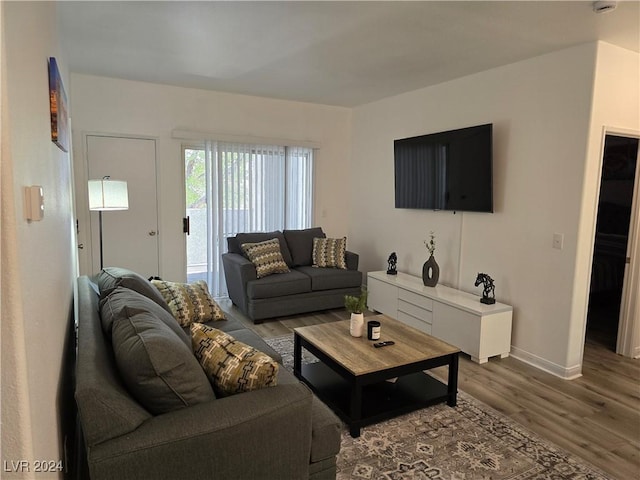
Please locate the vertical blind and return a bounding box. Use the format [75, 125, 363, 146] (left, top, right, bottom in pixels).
[201, 140, 314, 296]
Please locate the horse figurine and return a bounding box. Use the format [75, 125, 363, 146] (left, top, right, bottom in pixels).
[474, 273, 496, 304]
[386, 252, 398, 275]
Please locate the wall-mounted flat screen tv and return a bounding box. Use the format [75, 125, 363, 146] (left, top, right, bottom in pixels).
[394, 123, 493, 213]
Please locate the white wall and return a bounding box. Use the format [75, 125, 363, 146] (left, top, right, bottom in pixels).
[1, 2, 76, 477]
[350, 43, 607, 377]
[570, 42, 640, 363]
[69, 74, 352, 281]
[67, 42, 638, 379]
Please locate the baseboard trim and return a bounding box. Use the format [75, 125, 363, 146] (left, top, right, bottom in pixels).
[510, 346, 582, 380]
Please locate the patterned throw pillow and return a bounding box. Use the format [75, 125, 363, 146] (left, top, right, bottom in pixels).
[241, 238, 290, 278]
[312, 237, 347, 269]
[151, 279, 225, 327]
[191, 323, 279, 396]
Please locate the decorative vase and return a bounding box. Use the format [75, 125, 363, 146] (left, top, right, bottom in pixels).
[422, 255, 439, 287]
[350, 313, 364, 337]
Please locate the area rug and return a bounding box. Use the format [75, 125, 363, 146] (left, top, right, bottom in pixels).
[265, 335, 611, 480]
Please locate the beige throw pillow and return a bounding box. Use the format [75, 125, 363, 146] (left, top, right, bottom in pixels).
[151, 279, 225, 327]
[241, 238, 290, 278]
[191, 323, 279, 396]
[312, 237, 347, 269]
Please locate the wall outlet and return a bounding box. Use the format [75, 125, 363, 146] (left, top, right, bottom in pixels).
[553, 233, 564, 250]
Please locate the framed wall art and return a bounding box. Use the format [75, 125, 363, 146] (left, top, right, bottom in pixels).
[48, 57, 69, 152]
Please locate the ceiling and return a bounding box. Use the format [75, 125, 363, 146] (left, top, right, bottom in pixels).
[58, 1, 640, 107]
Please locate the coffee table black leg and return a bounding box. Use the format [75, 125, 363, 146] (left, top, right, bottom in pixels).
[447, 352, 459, 407]
[293, 334, 302, 379]
[349, 384, 362, 438]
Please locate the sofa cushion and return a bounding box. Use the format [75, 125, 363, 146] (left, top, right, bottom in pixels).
[312, 237, 347, 269]
[191, 323, 279, 397]
[231, 231, 294, 267]
[310, 396, 342, 462]
[296, 266, 363, 292]
[246, 269, 312, 299]
[151, 279, 225, 327]
[100, 286, 191, 349]
[274, 367, 341, 462]
[228, 329, 283, 364]
[110, 307, 216, 415]
[195, 316, 245, 335]
[284, 227, 326, 266]
[241, 238, 291, 278]
[95, 267, 172, 315]
[76, 277, 152, 447]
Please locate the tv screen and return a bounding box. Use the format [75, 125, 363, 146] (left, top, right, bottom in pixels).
[394, 124, 493, 213]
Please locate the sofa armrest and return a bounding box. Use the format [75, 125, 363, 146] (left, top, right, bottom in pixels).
[222, 252, 257, 311]
[89, 383, 315, 480]
[345, 250, 359, 271]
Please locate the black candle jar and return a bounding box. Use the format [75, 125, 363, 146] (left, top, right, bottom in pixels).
[367, 320, 381, 340]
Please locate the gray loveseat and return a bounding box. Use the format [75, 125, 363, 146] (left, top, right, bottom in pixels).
[75, 268, 342, 480]
[222, 227, 363, 323]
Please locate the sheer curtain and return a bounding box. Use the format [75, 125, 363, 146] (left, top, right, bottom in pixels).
[286, 146, 314, 228]
[202, 141, 314, 296]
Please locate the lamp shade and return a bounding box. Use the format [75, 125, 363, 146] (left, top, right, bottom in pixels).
[88, 179, 129, 211]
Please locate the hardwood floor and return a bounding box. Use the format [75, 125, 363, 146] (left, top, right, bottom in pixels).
[219, 299, 640, 479]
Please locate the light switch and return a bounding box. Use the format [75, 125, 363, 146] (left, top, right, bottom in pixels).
[553, 233, 564, 250]
[24, 185, 44, 222]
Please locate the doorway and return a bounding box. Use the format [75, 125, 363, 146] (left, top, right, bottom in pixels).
[586, 135, 639, 351]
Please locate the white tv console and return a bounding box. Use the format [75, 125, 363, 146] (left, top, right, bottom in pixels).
[367, 271, 513, 364]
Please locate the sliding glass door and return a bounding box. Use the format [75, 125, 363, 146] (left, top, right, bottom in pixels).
[184, 142, 314, 295]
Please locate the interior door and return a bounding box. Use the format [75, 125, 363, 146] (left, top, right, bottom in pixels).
[617, 137, 640, 357]
[86, 135, 160, 277]
[586, 134, 639, 357]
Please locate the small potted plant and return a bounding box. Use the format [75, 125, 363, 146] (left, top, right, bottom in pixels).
[345, 287, 368, 337]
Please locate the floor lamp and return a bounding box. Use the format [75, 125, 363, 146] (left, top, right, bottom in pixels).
[88, 176, 129, 270]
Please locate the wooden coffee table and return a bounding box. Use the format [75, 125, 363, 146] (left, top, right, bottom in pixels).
[293, 314, 460, 437]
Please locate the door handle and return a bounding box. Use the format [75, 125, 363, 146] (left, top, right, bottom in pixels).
[183, 216, 190, 235]
[149, 231, 157, 236]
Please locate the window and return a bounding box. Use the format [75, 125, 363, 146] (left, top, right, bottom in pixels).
[185, 141, 314, 295]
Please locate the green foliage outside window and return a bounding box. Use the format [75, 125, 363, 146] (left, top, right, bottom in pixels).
[185, 148, 206, 209]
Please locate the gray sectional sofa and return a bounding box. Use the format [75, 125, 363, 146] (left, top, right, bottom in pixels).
[75, 268, 342, 480]
[223, 227, 363, 323]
